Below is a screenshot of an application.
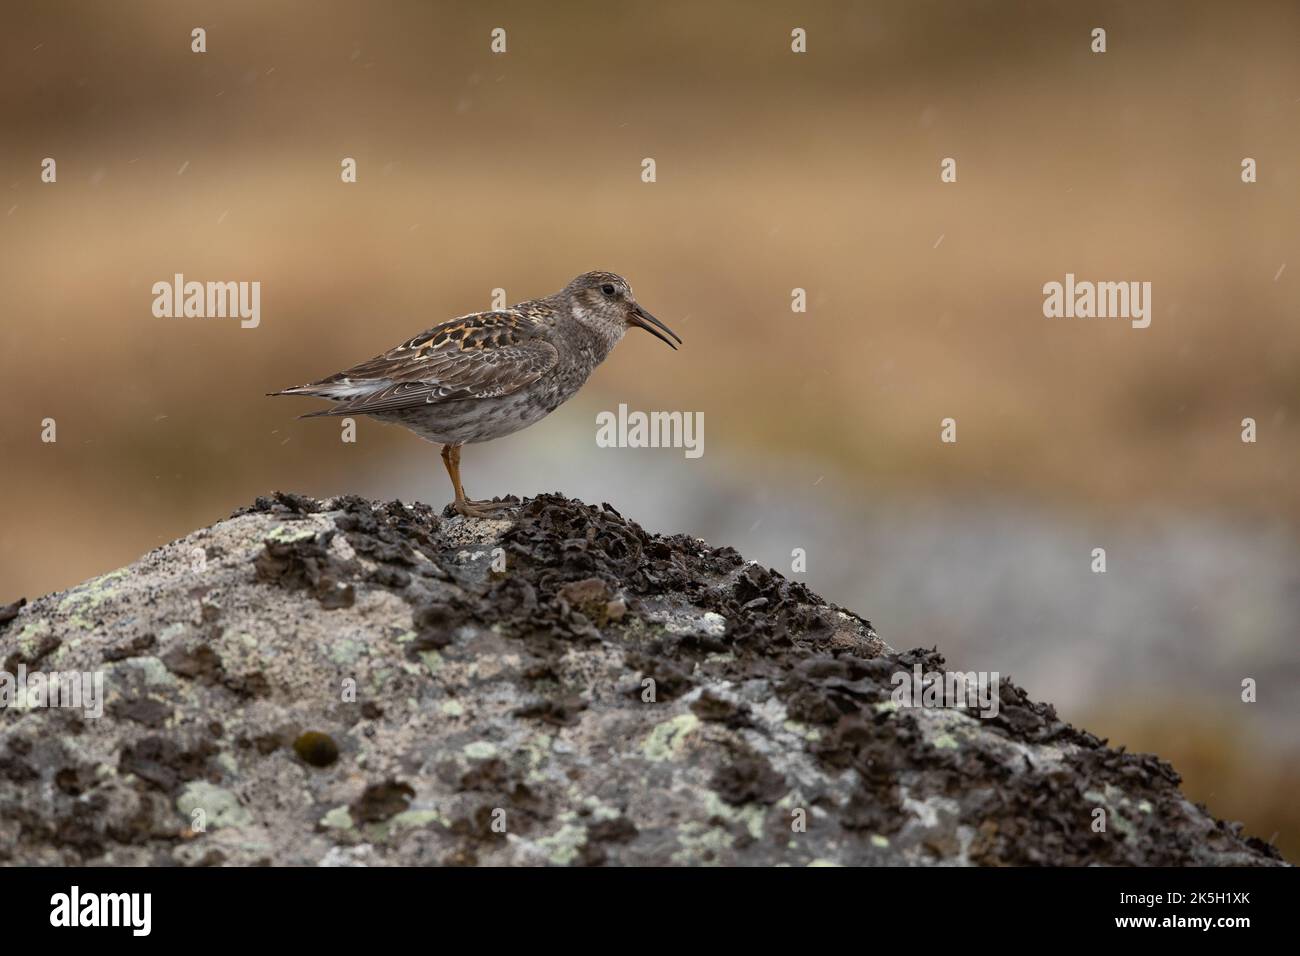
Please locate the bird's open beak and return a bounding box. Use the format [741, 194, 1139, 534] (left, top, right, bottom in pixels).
[629, 304, 682, 350]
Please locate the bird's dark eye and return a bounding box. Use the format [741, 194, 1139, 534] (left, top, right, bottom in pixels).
[600, 284, 617, 297]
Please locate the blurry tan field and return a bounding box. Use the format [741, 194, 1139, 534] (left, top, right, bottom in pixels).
[2, 1, 1298, 859]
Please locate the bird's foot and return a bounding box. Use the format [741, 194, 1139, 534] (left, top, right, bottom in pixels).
[451, 497, 517, 519]
[468, 497, 516, 511]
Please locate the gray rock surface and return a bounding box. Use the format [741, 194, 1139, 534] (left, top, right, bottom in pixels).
[0, 492, 1285, 866]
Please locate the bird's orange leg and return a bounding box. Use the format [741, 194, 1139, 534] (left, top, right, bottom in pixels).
[440, 443, 469, 510]
[441, 444, 513, 518]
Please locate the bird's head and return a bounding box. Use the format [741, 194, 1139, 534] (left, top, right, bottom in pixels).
[563, 271, 681, 350]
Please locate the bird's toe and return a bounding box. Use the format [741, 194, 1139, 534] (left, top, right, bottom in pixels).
[450, 498, 515, 519]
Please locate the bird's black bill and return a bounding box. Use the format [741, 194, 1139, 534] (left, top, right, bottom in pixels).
[629, 305, 682, 350]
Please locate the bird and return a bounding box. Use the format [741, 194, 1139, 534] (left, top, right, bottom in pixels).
[270, 271, 681, 517]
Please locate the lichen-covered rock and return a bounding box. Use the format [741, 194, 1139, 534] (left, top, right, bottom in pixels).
[0, 492, 1284, 866]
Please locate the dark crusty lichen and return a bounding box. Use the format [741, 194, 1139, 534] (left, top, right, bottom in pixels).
[0, 492, 1285, 866]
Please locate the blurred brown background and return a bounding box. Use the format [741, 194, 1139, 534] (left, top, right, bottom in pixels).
[2, 0, 1297, 860]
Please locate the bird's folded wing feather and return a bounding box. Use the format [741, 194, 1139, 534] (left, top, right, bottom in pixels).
[282, 310, 559, 416]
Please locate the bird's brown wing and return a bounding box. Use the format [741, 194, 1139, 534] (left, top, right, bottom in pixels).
[275, 310, 559, 416]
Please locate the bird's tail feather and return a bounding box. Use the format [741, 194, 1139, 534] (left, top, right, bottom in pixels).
[270, 380, 385, 417]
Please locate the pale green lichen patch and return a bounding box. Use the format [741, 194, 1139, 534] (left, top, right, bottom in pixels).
[658, 610, 727, 639]
[365, 667, 395, 697]
[642, 713, 700, 761]
[62, 568, 129, 607]
[521, 732, 554, 780]
[580, 795, 623, 822]
[58, 568, 131, 627]
[330, 639, 364, 666]
[320, 805, 354, 830]
[1111, 811, 1138, 840]
[1083, 784, 1146, 838]
[463, 740, 498, 760]
[775, 791, 809, 813]
[176, 782, 253, 829]
[704, 791, 766, 840]
[536, 821, 588, 865]
[14, 619, 52, 655]
[1084, 783, 1125, 808]
[111, 656, 176, 688]
[671, 821, 734, 865]
[158, 622, 188, 645]
[265, 524, 318, 544]
[392, 809, 445, 830]
[782, 719, 821, 741]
